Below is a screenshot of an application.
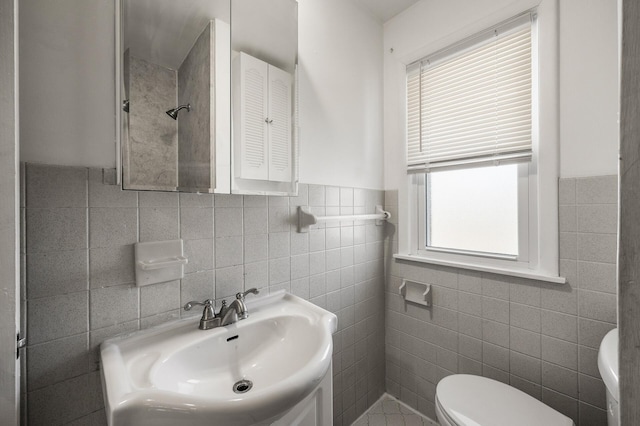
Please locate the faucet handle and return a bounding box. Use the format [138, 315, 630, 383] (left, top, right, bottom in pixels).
[236, 288, 259, 300]
[183, 299, 214, 311]
[216, 299, 228, 317]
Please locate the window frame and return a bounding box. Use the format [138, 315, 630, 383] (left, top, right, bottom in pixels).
[395, 5, 564, 283]
[414, 161, 535, 271]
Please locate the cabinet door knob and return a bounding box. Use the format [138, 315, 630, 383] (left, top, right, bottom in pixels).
[265, 118, 273, 124]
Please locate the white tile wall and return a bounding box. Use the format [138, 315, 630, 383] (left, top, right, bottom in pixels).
[22, 163, 386, 426]
[384, 176, 617, 425]
[24, 164, 616, 426]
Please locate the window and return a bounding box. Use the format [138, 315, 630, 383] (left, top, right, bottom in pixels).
[406, 12, 544, 272]
[421, 163, 526, 257]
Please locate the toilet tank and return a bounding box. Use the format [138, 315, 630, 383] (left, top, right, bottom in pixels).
[598, 328, 619, 426]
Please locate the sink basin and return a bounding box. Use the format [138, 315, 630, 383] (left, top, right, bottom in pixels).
[100, 291, 337, 426]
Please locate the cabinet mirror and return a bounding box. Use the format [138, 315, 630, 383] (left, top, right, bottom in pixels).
[118, 0, 231, 193]
[117, 0, 298, 195]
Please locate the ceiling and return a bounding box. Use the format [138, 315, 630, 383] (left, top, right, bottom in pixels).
[352, 0, 421, 23]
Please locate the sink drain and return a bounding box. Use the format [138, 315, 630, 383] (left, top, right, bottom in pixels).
[233, 379, 253, 394]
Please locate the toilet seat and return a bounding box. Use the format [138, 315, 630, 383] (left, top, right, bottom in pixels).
[436, 374, 574, 426]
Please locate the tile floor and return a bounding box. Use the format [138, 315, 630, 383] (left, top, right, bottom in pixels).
[351, 395, 439, 426]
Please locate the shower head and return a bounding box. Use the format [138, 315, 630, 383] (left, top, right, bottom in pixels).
[166, 104, 191, 120]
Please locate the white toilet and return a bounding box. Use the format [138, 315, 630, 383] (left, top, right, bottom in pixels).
[597, 328, 619, 426]
[435, 374, 574, 426]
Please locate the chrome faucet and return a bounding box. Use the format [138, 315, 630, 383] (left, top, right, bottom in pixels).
[183, 299, 220, 330]
[183, 289, 259, 330]
[219, 288, 259, 326]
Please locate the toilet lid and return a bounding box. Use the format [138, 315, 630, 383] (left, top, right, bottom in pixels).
[436, 375, 574, 426]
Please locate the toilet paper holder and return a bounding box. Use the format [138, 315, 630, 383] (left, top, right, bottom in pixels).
[399, 279, 432, 307]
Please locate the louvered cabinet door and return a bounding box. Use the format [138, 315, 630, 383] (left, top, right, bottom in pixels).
[238, 52, 269, 180]
[267, 65, 292, 182]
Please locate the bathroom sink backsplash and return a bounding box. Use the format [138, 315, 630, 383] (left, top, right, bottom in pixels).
[21, 162, 386, 426]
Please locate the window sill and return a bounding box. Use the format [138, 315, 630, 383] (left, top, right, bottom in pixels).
[393, 253, 567, 284]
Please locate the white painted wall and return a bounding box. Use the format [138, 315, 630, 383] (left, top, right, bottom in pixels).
[19, 0, 385, 189]
[20, 0, 116, 169]
[298, 0, 384, 189]
[559, 0, 619, 178]
[383, 0, 619, 188]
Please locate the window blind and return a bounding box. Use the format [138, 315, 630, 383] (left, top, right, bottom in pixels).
[407, 13, 534, 173]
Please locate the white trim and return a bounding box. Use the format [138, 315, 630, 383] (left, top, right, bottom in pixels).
[393, 253, 566, 284]
[416, 173, 426, 252]
[424, 246, 517, 261]
[518, 162, 531, 262]
[407, 152, 532, 173]
[531, 0, 559, 278]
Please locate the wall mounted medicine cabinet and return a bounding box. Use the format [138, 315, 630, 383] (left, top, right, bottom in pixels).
[116, 0, 298, 195]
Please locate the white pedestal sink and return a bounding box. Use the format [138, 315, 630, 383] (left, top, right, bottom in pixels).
[100, 291, 337, 426]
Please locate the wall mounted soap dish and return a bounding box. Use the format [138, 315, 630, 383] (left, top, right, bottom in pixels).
[134, 239, 188, 287]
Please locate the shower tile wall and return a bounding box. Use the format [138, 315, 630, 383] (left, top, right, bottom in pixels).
[384, 175, 617, 426]
[127, 57, 178, 189]
[21, 163, 386, 426]
[178, 21, 213, 190]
